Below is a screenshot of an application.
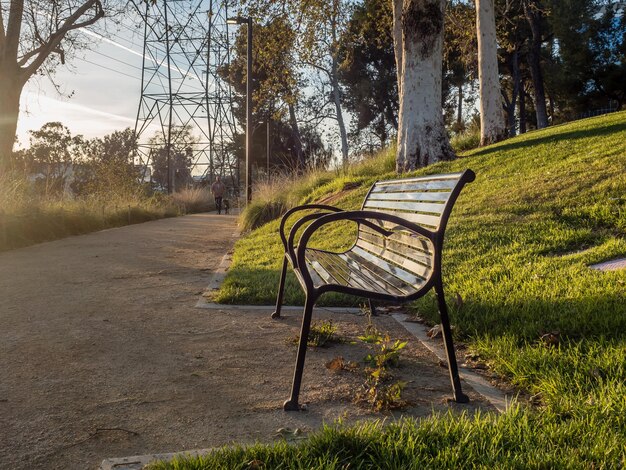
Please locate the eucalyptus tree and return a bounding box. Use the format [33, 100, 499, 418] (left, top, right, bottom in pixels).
[298, 0, 352, 165]
[393, 0, 455, 171]
[523, 0, 549, 128]
[444, 1, 477, 130]
[476, 0, 506, 145]
[0, 0, 114, 170]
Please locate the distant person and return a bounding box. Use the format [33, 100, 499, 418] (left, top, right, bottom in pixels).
[211, 176, 226, 214]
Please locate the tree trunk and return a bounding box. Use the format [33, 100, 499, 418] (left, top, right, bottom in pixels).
[330, 11, 349, 167]
[476, 0, 506, 146]
[524, 1, 548, 129]
[392, 0, 404, 95]
[0, 70, 23, 170]
[457, 83, 463, 127]
[396, 0, 454, 172]
[288, 103, 304, 169]
[331, 63, 349, 166]
[519, 79, 527, 134]
[505, 49, 520, 137]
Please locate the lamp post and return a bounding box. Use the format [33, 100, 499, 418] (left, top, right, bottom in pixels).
[227, 15, 253, 203]
[266, 119, 271, 179]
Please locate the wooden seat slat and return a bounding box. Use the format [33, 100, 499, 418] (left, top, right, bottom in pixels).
[364, 199, 447, 214]
[357, 231, 433, 267]
[308, 250, 376, 291]
[308, 258, 334, 285]
[379, 172, 465, 184]
[302, 261, 325, 287]
[312, 250, 408, 295]
[373, 209, 442, 228]
[350, 246, 424, 287]
[371, 179, 458, 193]
[337, 252, 412, 296]
[312, 250, 382, 292]
[354, 240, 432, 280]
[359, 226, 434, 255]
[357, 234, 431, 267]
[306, 252, 345, 286]
[367, 191, 451, 202]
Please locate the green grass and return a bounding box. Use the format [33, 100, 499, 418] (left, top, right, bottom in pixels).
[169, 112, 626, 468]
[150, 407, 626, 469]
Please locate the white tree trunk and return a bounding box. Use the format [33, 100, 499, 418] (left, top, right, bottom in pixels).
[331, 57, 350, 166]
[396, 0, 454, 172]
[476, 0, 506, 145]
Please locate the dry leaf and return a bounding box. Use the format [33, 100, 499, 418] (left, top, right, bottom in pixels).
[325, 356, 344, 372]
[247, 460, 263, 470]
[540, 331, 560, 348]
[427, 325, 442, 339]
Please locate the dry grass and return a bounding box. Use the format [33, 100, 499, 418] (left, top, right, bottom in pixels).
[0, 172, 180, 252]
[171, 187, 215, 214]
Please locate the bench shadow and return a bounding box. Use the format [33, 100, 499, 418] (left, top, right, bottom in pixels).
[453, 290, 626, 343]
[469, 121, 626, 157]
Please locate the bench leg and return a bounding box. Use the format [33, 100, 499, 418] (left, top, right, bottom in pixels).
[284, 294, 316, 411]
[368, 299, 377, 316]
[435, 281, 469, 403]
[271, 256, 288, 319]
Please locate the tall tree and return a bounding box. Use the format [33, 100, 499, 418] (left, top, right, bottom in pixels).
[338, 0, 398, 148]
[23, 121, 83, 195]
[395, 0, 455, 171]
[219, 17, 313, 170]
[523, 0, 549, 128]
[475, 0, 506, 145]
[0, 0, 107, 170]
[150, 126, 194, 192]
[298, 0, 351, 165]
[444, 1, 477, 131]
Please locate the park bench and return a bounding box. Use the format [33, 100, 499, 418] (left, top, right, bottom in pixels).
[272, 169, 476, 411]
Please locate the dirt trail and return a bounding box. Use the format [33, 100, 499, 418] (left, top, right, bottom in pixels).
[0, 214, 492, 469]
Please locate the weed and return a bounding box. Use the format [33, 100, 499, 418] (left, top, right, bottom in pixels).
[292, 320, 339, 348]
[364, 337, 408, 368]
[355, 352, 409, 412]
[357, 323, 384, 344]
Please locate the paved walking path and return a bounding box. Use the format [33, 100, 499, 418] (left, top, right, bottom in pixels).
[0, 214, 496, 470]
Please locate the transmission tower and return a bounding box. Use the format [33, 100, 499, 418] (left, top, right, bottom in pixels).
[132, 0, 240, 193]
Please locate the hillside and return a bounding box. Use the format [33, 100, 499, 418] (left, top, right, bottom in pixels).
[177, 112, 626, 467]
[218, 111, 625, 319]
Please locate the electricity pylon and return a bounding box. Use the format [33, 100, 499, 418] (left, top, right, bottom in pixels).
[133, 0, 239, 193]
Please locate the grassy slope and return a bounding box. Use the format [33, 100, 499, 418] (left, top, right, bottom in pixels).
[169, 112, 626, 468]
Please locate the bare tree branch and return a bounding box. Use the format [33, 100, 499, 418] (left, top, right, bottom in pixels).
[21, 0, 104, 81]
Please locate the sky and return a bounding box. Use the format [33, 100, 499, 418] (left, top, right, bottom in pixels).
[16, 18, 148, 147]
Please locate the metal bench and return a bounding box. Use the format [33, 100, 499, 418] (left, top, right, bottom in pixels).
[272, 169, 476, 411]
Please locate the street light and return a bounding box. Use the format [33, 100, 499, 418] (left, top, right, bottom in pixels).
[227, 15, 253, 203]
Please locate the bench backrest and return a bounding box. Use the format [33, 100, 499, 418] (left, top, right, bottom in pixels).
[353, 170, 475, 288]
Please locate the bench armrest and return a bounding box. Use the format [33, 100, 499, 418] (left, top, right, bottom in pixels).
[283, 208, 396, 267]
[295, 210, 436, 283]
[278, 204, 344, 251]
